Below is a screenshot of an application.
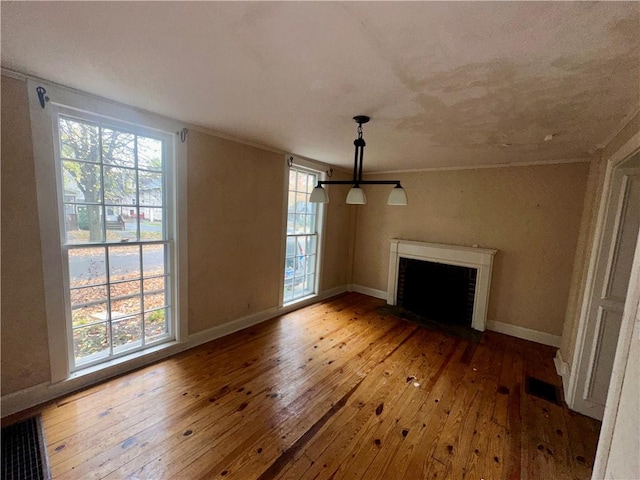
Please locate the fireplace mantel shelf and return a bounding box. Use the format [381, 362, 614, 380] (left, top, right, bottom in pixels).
[387, 239, 497, 332]
[390, 239, 497, 255]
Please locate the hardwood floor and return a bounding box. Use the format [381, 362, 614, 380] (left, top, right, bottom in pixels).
[22, 293, 601, 479]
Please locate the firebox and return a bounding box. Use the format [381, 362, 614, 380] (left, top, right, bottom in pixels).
[397, 258, 477, 326]
[387, 239, 497, 331]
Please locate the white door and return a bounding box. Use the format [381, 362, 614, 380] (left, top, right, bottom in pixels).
[572, 152, 640, 419]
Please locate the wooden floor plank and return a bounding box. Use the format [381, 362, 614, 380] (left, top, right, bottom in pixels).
[65, 304, 409, 479]
[8, 293, 601, 480]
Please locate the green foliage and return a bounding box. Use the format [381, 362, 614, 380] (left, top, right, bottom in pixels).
[78, 206, 89, 230]
[147, 310, 165, 323]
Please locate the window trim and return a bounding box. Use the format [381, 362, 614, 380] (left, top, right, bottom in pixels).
[53, 109, 177, 371]
[280, 156, 327, 307]
[28, 78, 188, 383]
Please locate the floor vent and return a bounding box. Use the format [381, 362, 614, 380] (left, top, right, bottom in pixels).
[525, 376, 561, 405]
[1, 416, 49, 480]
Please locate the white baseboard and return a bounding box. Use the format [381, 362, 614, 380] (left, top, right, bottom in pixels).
[486, 320, 561, 347]
[349, 284, 388, 300]
[1, 285, 348, 417]
[554, 349, 572, 401]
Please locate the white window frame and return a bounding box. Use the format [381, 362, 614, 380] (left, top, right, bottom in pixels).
[55, 109, 177, 371]
[28, 79, 188, 383]
[280, 157, 326, 306]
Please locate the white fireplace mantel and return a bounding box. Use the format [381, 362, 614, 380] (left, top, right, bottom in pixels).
[387, 239, 497, 331]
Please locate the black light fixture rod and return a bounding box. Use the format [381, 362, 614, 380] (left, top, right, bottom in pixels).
[352, 115, 369, 185]
[317, 180, 401, 186]
[357, 142, 364, 183]
[352, 140, 359, 183]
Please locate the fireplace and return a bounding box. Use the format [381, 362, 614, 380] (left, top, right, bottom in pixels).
[397, 258, 477, 326]
[387, 239, 497, 331]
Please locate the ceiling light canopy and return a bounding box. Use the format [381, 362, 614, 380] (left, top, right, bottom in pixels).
[309, 116, 407, 206]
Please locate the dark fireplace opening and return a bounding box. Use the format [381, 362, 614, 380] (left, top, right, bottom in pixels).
[397, 257, 477, 327]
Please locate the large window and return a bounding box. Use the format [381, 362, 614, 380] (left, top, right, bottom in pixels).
[283, 166, 322, 303]
[54, 112, 175, 371]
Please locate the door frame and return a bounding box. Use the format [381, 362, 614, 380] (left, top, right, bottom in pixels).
[591, 220, 640, 478]
[567, 131, 640, 417]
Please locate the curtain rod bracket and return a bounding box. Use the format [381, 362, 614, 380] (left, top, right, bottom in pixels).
[36, 86, 48, 109]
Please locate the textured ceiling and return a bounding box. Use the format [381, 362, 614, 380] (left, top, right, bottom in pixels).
[2, 2, 639, 171]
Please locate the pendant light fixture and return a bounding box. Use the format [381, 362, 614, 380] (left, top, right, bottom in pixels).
[309, 116, 407, 205]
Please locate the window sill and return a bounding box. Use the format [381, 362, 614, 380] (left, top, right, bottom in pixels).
[282, 292, 319, 311]
[67, 339, 182, 383]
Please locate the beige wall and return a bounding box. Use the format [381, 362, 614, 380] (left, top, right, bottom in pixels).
[187, 131, 285, 333]
[1, 75, 51, 393]
[559, 112, 640, 366]
[187, 133, 351, 334]
[352, 163, 589, 336]
[319, 175, 353, 292]
[0, 74, 352, 397]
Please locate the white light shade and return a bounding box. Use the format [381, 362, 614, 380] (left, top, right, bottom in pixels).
[346, 186, 367, 204]
[387, 186, 408, 205]
[309, 185, 329, 203]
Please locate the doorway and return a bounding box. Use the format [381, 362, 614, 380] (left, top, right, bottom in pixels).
[569, 150, 640, 420]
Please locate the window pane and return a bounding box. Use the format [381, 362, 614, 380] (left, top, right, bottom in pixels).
[286, 237, 295, 257]
[139, 171, 163, 207]
[293, 277, 304, 298]
[108, 245, 141, 282]
[69, 205, 104, 244]
[104, 206, 137, 242]
[284, 278, 294, 302]
[306, 254, 316, 275]
[143, 245, 166, 277]
[305, 236, 317, 257]
[295, 193, 307, 212]
[287, 192, 296, 214]
[307, 202, 317, 216]
[59, 117, 99, 162]
[289, 170, 297, 190]
[296, 172, 307, 192]
[110, 280, 141, 300]
[112, 295, 142, 319]
[65, 206, 102, 244]
[295, 214, 306, 233]
[294, 254, 306, 277]
[69, 247, 107, 287]
[285, 256, 294, 270]
[62, 161, 101, 204]
[112, 315, 142, 350]
[72, 303, 108, 328]
[304, 274, 315, 293]
[306, 174, 316, 193]
[104, 166, 136, 204]
[140, 208, 164, 241]
[102, 128, 135, 166]
[138, 137, 163, 171]
[70, 285, 107, 306]
[74, 323, 109, 360]
[305, 214, 316, 234]
[145, 309, 167, 341]
[144, 291, 166, 311]
[144, 275, 166, 294]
